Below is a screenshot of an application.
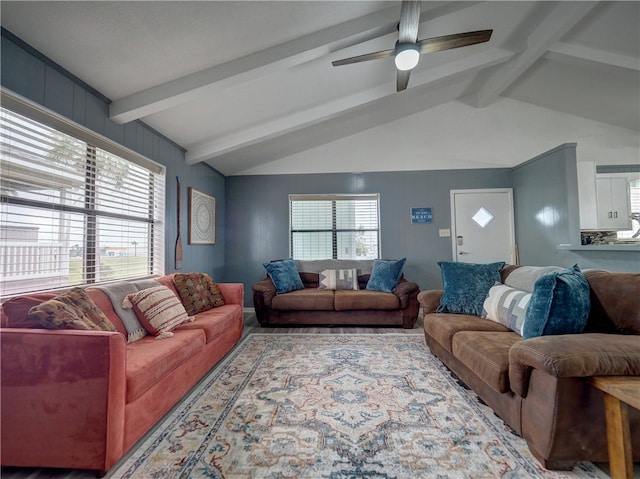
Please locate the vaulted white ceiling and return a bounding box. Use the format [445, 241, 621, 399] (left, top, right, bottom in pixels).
[2, 1, 638, 176]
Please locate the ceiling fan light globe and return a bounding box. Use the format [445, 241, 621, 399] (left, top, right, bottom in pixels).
[394, 44, 420, 71]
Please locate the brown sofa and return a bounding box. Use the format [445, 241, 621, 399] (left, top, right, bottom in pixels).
[0, 274, 244, 475]
[418, 265, 640, 470]
[253, 259, 420, 328]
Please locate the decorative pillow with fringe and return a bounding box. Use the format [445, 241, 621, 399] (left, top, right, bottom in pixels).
[123, 285, 194, 339]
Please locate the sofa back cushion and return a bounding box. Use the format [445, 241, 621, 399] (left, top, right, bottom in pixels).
[584, 270, 640, 334]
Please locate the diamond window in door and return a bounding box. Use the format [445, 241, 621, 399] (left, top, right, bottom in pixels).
[472, 207, 494, 228]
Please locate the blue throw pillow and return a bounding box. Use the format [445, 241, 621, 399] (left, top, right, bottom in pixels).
[437, 261, 505, 316]
[263, 259, 304, 294]
[522, 264, 590, 339]
[366, 258, 406, 293]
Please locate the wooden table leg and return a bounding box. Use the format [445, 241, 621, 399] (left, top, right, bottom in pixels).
[603, 393, 633, 479]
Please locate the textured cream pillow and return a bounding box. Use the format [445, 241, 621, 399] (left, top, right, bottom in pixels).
[123, 285, 193, 339]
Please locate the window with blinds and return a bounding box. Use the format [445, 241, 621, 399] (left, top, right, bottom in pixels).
[1, 98, 165, 297]
[290, 194, 380, 260]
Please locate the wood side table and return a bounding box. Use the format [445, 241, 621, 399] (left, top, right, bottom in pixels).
[588, 376, 640, 479]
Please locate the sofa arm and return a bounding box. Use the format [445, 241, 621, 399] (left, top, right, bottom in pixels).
[217, 283, 244, 306]
[417, 290, 443, 314]
[394, 281, 419, 309]
[509, 333, 640, 397]
[1, 329, 127, 472]
[252, 278, 276, 307]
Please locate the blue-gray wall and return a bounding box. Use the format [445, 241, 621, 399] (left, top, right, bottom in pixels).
[513, 143, 639, 273]
[3, 29, 637, 307]
[1, 29, 226, 279]
[226, 169, 513, 304]
[513, 144, 580, 265]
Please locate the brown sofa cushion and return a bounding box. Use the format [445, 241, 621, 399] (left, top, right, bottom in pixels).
[423, 313, 510, 353]
[584, 270, 640, 334]
[334, 290, 399, 311]
[452, 331, 521, 394]
[271, 289, 335, 311]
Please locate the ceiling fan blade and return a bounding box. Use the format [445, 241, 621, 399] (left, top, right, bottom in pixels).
[398, 0, 421, 43]
[332, 48, 395, 67]
[418, 30, 493, 55]
[397, 69, 411, 92]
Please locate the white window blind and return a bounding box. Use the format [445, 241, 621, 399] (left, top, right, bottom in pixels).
[290, 194, 380, 260]
[1, 95, 165, 297]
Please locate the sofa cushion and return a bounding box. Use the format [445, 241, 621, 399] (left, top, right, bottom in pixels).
[263, 259, 305, 294]
[125, 329, 205, 402]
[522, 264, 590, 339]
[334, 290, 399, 311]
[174, 304, 242, 343]
[366, 258, 406, 293]
[436, 261, 505, 316]
[452, 331, 521, 394]
[174, 272, 225, 315]
[123, 285, 194, 339]
[28, 288, 117, 332]
[423, 313, 511, 353]
[482, 284, 531, 336]
[583, 270, 640, 334]
[271, 289, 335, 311]
[319, 269, 359, 290]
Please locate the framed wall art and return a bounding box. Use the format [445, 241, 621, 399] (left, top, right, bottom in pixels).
[188, 187, 216, 245]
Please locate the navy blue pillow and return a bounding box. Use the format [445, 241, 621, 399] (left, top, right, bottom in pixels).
[522, 264, 590, 339]
[366, 258, 406, 293]
[437, 261, 505, 316]
[263, 259, 304, 294]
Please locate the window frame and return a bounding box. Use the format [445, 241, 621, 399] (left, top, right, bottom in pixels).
[289, 193, 381, 260]
[1, 89, 166, 298]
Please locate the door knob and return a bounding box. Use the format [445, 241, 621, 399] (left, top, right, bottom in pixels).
[458, 251, 469, 255]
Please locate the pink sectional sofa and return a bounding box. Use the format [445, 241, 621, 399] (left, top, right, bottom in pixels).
[0, 274, 244, 475]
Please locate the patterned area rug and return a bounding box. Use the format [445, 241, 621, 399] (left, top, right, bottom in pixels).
[111, 334, 608, 479]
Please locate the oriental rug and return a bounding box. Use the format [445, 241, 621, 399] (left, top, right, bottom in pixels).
[110, 334, 608, 479]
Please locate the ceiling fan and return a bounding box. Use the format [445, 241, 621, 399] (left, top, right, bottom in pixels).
[332, 1, 493, 92]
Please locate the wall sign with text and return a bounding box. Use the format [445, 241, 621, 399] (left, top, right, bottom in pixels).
[411, 207, 433, 224]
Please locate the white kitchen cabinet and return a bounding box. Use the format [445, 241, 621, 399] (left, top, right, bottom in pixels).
[596, 177, 631, 230]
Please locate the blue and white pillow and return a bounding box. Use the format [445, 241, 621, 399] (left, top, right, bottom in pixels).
[482, 284, 531, 335]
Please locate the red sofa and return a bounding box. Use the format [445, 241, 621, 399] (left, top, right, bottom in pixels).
[0, 274, 243, 475]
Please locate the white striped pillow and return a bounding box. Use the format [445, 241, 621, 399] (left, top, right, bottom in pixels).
[318, 269, 359, 290]
[123, 285, 193, 339]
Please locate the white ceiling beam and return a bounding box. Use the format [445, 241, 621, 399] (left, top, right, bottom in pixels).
[109, 2, 480, 124]
[473, 1, 600, 108]
[185, 47, 513, 165]
[545, 41, 640, 71]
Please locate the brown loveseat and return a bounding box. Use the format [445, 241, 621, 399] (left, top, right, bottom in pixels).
[253, 259, 420, 328]
[0, 274, 244, 475]
[418, 265, 640, 470]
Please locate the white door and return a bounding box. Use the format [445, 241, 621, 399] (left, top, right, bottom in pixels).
[450, 189, 516, 264]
